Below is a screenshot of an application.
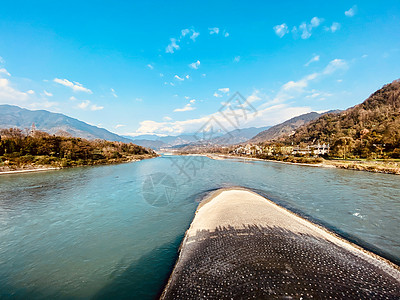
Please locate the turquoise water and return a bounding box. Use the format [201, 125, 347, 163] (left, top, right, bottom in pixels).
[0, 155, 399, 299]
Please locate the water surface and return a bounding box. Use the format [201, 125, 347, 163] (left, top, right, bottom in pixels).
[0, 156, 399, 299]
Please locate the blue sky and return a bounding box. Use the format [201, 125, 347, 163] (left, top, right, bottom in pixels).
[0, 1, 399, 136]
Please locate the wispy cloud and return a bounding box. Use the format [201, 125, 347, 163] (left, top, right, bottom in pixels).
[324, 22, 340, 33]
[147, 64, 154, 70]
[209, 27, 220, 35]
[77, 100, 103, 111]
[174, 75, 184, 81]
[0, 68, 11, 76]
[0, 78, 29, 102]
[115, 124, 126, 129]
[276, 17, 324, 39]
[166, 28, 199, 54]
[43, 90, 53, 97]
[174, 99, 196, 112]
[189, 60, 200, 69]
[234, 56, 241, 63]
[208, 27, 229, 37]
[166, 38, 180, 54]
[213, 92, 223, 98]
[305, 54, 320, 66]
[345, 5, 357, 17]
[218, 88, 229, 93]
[273, 23, 289, 38]
[111, 88, 118, 98]
[54, 78, 93, 93]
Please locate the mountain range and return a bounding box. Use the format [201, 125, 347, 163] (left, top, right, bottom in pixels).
[0, 105, 133, 143]
[248, 111, 341, 144]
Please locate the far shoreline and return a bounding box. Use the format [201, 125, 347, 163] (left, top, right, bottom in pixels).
[172, 153, 400, 175]
[0, 155, 158, 176]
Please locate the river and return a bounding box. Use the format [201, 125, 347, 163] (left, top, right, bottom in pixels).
[0, 155, 399, 299]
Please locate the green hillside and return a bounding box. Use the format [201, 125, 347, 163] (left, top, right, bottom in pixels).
[289, 80, 400, 159]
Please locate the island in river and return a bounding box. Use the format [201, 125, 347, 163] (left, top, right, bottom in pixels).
[0, 128, 158, 174]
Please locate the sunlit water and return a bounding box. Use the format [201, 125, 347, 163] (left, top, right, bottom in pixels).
[0, 155, 399, 299]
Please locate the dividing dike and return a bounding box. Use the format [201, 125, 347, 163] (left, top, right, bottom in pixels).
[161, 188, 400, 299]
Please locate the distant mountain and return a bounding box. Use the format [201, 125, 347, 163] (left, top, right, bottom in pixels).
[0, 105, 132, 143]
[125, 127, 270, 150]
[248, 111, 340, 143]
[289, 79, 400, 158]
[209, 126, 271, 145]
[129, 139, 168, 149]
[124, 134, 161, 141]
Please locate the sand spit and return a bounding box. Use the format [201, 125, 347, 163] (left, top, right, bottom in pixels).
[161, 188, 400, 299]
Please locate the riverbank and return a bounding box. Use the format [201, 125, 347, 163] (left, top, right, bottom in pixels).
[202, 154, 400, 175]
[0, 154, 157, 175]
[161, 188, 400, 299]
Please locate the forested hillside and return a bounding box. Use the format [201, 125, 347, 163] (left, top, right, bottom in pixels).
[0, 128, 157, 171]
[289, 80, 400, 159]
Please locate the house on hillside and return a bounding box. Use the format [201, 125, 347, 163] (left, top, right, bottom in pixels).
[292, 143, 329, 156]
[234, 144, 262, 155]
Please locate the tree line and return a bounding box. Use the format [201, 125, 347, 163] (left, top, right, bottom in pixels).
[0, 128, 157, 169]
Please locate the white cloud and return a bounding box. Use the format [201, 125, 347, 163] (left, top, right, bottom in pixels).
[209, 27, 220, 35]
[53, 78, 93, 93]
[174, 75, 184, 81]
[29, 101, 59, 109]
[0, 78, 29, 102]
[273, 23, 289, 38]
[218, 88, 229, 93]
[181, 29, 190, 37]
[69, 96, 77, 101]
[27, 90, 35, 95]
[325, 22, 341, 33]
[147, 64, 154, 70]
[174, 102, 196, 112]
[91, 104, 104, 111]
[305, 54, 320, 66]
[166, 38, 180, 53]
[0, 68, 11, 76]
[260, 58, 348, 107]
[288, 17, 324, 39]
[136, 97, 143, 102]
[185, 75, 190, 79]
[233, 56, 240, 63]
[345, 5, 357, 17]
[115, 124, 126, 129]
[323, 59, 348, 75]
[190, 30, 200, 41]
[299, 23, 311, 39]
[224, 31, 230, 37]
[77, 100, 103, 111]
[163, 116, 172, 121]
[213, 92, 222, 98]
[78, 100, 90, 109]
[136, 97, 311, 136]
[134, 57, 349, 136]
[111, 88, 118, 98]
[310, 17, 322, 27]
[189, 60, 201, 69]
[43, 90, 53, 97]
[166, 28, 199, 54]
[0, 56, 4, 64]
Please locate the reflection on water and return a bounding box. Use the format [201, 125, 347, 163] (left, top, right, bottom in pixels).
[0, 156, 399, 299]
